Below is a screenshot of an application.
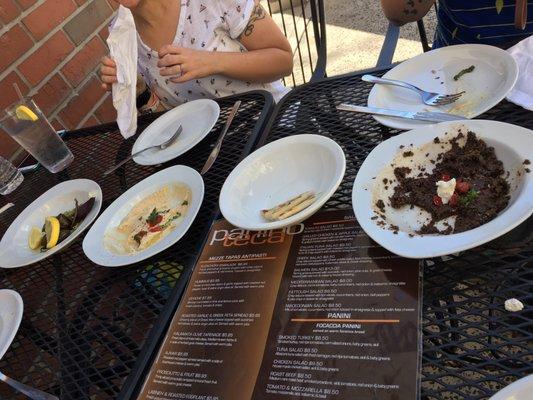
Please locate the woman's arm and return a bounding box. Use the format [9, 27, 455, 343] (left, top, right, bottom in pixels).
[158, 0, 293, 83]
[380, 0, 436, 26]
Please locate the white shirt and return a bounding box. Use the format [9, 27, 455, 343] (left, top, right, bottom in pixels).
[112, 2, 289, 107]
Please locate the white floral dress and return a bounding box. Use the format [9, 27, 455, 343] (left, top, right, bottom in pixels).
[112, 1, 289, 108]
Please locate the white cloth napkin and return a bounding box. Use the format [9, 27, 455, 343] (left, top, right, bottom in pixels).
[106, 6, 138, 139]
[506, 36, 533, 111]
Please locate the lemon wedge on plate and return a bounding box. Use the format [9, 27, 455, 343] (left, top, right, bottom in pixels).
[28, 227, 44, 250]
[15, 105, 39, 121]
[44, 216, 60, 249]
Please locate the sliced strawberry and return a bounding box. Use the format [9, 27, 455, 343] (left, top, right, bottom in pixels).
[449, 193, 459, 207]
[433, 195, 443, 206]
[456, 181, 470, 194]
[149, 226, 162, 233]
[441, 174, 451, 182]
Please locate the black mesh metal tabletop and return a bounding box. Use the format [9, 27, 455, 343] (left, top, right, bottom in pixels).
[259, 67, 533, 400]
[0, 92, 273, 400]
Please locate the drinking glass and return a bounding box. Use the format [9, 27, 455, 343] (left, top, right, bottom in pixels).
[0, 156, 23, 195]
[1, 100, 73, 173]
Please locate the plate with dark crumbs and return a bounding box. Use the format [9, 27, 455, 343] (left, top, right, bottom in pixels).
[352, 120, 533, 258]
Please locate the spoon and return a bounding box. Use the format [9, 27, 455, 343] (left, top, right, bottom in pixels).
[103, 125, 182, 176]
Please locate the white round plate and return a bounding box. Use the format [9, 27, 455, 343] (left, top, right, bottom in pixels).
[83, 165, 204, 267]
[0, 289, 23, 360]
[132, 99, 220, 166]
[352, 120, 533, 259]
[220, 134, 346, 231]
[368, 44, 519, 130]
[489, 374, 533, 400]
[0, 179, 103, 269]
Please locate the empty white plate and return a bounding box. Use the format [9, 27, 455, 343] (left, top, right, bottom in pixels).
[0, 289, 23, 360]
[368, 44, 519, 130]
[489, 374, 533, 400]
[220, 134, 346, 231]
[83, 165, 204, 267]
[0, 179, 103, 269]
[132, 99, 220, 166]
[352, 120, 533, 259]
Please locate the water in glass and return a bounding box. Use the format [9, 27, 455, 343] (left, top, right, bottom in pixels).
[1, 100, 73, 173]
[0, 156, 23, 195]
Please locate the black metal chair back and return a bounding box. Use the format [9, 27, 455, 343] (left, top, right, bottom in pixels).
[377, 7, 434, 67]
[265, 0, 327, 87]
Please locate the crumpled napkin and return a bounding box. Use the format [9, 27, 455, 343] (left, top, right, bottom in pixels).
[106, 6, 138, 139]
[506, 36, 533, 111]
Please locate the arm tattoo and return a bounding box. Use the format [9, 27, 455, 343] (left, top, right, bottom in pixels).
[240, 3, 266, 38]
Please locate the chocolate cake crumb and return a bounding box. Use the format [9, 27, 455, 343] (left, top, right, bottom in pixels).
[433, 137, 440, 144]
[394, 167, 411, 181]
[371, 216, 378, 220]
[526, 168, 531, 173]
[389, 131, 510, 235]
[383, 178, 388, 184]
[408, 233, 414, 238]
[399, 145, 404, 149]
[524, 159, 531, 165]
[425, 153, 429, 157]
[403, 151, 414, 157]
[389, 224, 400, 233]
[376, 199, 385, 213]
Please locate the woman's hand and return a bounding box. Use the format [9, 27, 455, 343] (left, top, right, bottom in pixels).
[158, 45, 217, 83]
[100, 56, 117, 91]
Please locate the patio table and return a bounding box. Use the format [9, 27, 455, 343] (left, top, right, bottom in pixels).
[250, 66, 533, 400]
[1, 67, 531, 400]
[0, 91, 273, 400]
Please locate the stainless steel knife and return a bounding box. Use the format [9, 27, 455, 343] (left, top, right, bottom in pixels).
[201, 100, 241, 175]
[336, 104, 466, 123]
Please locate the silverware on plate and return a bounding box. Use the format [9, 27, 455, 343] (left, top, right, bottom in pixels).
[103, 125, 183, 177]
[362, 74, 465, 106]
[336, 104, 466, 123]
[201, 101, 241, 175]
[0, 371, 58, 400]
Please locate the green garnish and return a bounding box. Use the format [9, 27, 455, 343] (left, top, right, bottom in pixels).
[146, 208, 159, 224]
[160, 212, 182, 230]
[453, 65, 475, 81]
[182, 200, 188, 206]
[459, 189, 479, 206]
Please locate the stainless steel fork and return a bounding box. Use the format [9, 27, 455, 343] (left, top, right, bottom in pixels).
[0, 371, 58, 400]
[362, 74, 465, 106]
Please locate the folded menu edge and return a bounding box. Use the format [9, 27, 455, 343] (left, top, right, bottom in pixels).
[106, 6, 138, 139]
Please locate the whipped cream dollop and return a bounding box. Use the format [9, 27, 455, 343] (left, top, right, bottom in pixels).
[436, 178, 456, 204]
[504, 298, 524, 312]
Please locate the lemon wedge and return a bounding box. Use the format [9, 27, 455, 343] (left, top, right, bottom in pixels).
[44, 216, 60, 249]
[28, 227, 44, 250]
[15, 105, 39, 121]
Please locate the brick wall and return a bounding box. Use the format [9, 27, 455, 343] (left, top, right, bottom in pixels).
[0, 0, 118, 160]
